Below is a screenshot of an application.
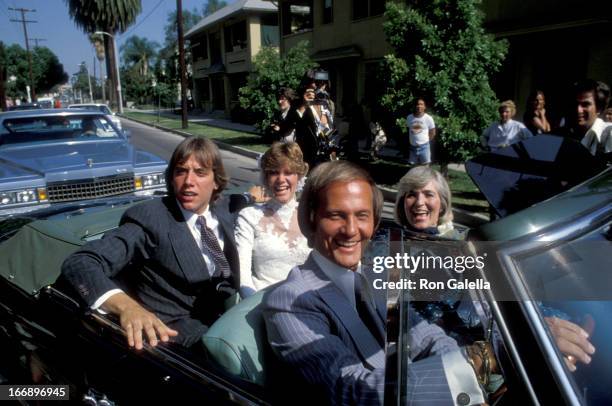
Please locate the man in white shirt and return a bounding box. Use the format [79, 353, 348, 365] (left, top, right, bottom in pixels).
[406, 98, 436, 165]
[264, 160, 492, 405]
[560, 79, 611, 158]
[62, 137, 239, 349]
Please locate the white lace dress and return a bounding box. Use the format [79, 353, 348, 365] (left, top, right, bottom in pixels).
[235, 198, 311, 298]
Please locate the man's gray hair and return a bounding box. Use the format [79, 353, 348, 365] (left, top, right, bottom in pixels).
[394, 166, 453, 227]
[298, 161, 384, 247]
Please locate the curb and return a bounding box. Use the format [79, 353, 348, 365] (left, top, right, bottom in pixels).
[121, 115, 262, 160]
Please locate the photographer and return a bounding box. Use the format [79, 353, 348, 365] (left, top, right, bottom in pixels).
[300, 68, 336, 121]
[294, 84, 334, 169]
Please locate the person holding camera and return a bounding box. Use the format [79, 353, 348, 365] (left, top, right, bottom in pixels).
[294, 83, 334, 169]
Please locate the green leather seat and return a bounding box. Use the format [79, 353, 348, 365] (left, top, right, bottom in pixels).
[201, 290, 270, 386]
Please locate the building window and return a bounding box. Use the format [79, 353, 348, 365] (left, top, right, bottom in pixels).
[281, 0, 313, 36]
[191, 34, 208, 61]
[352, 0, 385, 21]
[260, 14, 280, 46]
[322, 0, 333, 24]
[224, 20, 247, 52]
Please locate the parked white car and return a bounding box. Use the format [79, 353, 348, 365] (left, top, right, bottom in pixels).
[68, 103, 122, 129]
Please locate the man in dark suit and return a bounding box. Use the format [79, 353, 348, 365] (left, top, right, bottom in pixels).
[263, 161, 491, 405]
[269, 87, 299, 142]
[62, 137, 238, 350]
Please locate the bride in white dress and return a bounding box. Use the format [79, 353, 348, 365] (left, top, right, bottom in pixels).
[235, 142, 311, 298]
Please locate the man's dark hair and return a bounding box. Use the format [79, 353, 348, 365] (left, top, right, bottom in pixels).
[277, 87, 297, 101]
[165, 136, 228, 201]
[572, 79, 610, 112]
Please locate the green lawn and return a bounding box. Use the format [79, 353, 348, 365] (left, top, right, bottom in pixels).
[123, 111, 488, 215]
[123, 111, 269, 153]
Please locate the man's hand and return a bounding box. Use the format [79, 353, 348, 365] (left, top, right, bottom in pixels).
[102, 293, 178, 350]
[545, 317, 595, 371]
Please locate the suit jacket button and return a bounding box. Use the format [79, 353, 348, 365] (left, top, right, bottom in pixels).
[456, 392, 470, 405]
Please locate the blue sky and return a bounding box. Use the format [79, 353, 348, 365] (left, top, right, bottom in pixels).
[0, 0, 232, 80]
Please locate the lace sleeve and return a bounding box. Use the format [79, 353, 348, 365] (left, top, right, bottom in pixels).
[234, 208, 257, 298]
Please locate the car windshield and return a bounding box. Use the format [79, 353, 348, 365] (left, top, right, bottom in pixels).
[510, 221, 612, 403]
[0, 115, 121, 145]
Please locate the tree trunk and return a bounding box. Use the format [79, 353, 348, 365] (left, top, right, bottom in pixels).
[104, 35, 117, 109]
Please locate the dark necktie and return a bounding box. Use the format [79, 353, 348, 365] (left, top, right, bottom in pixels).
[354, 272, 386, 348]
[196, 216, 230, 278]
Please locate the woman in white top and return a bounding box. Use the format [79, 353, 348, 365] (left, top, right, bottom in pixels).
[481, 100, 533, 151]
[235, 142, 311, 298]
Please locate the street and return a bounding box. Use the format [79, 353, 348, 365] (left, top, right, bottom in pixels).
[122, 118, 261, 191]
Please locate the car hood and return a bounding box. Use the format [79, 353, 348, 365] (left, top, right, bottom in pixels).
[465, 135, 608, 218]
[0, 141, 165, 182]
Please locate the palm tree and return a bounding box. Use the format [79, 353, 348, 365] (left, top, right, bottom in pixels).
[90, 34, 106, 101]
[66, 0, 142, 108]
[121, 36, 159, 77]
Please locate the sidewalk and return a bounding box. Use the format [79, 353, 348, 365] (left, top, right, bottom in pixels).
[126, 108, 465, 173]
[127, 108, 259, 134]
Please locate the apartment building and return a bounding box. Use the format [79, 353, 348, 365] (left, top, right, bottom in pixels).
[185, 0, 279, 117]
[274, 0, 391, 118]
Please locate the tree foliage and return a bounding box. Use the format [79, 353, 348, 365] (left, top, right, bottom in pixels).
[65, 0, 142, 33]
[1, 44, 68, 99]
[380, 0, 507, 163]
[66, 0, 142, 107]
[239, 42, 317, 132]
[121, 35, 159, 77]
[203, 0, 227, 17]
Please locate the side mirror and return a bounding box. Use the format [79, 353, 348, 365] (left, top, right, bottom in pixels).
[123, 129, 131, 139]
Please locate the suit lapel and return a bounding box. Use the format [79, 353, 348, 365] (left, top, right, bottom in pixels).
[166, 198, 210, 282]
[300, 256, 385, 370]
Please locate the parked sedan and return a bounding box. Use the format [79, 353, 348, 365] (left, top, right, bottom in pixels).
[0, 109, 166, 217]
[68, 103, 122, 129]
[0, 136, 609, 404]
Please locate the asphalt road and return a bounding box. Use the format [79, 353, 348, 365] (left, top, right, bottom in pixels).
[121, 118, 261, 191]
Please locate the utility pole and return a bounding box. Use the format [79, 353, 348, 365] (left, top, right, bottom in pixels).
[29, 38, 46, 48]
[9, 7, 37, 101]
[177, 0, 188, 129]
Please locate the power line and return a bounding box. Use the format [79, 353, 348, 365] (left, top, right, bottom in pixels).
[120, 0, 164, 40]
[29, 37, 46, 47]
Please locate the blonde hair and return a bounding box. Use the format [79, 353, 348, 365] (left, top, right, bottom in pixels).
[498, 100, 516, 116]
[260, 142, 308, 186]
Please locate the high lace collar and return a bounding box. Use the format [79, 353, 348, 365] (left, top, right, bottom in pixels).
[264, 198, 298, 226]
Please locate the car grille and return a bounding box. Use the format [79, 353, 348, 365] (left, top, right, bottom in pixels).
[47, 174, 135, 202]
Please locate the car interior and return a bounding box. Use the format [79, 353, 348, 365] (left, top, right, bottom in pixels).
[0, 163, 609, 405]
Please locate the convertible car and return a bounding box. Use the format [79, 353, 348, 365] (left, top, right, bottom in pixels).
[0, 109, 167, 217]
[0, 136, 609, 405]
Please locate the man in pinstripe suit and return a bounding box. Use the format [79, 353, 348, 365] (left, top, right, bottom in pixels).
[62, 137, 238, 350]
[263, 161, 488, 405]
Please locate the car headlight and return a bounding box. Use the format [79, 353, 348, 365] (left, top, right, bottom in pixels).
[0, 187, 48, 207]
[134, 173, 165, 190]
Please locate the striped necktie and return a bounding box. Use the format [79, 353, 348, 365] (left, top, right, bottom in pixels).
[196, 215, 230, 278]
